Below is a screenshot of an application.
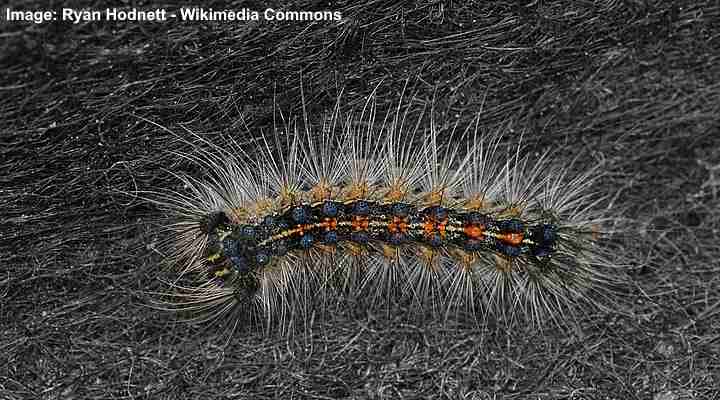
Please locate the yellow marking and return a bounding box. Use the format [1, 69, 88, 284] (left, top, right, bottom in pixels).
[484, 231, 501, 239]
[416, 246, 440, 270]
[494, 255, 513, 272]
[214, 268, 231, 278]
[345, 242, 366, 256]
[344, 182, 370, 200]
[449, 248, 476, 270]
[383, 184, 408, 202]
[496, 205, 525, 218]
[253, 197, 276, 216]
[479, 229, 535, 245]
[258, 221, 338, 247]
[278, 187, 302, 209]
[464, 195, 492, 211]
[309, 181, 333, 202]
[424, 188, 446, 205]
[227, 208, 249, 224]
[315, 244, 337, 254]
[380, 243, 398, 259]
[258, 226, 301, 247]
[207, 253, 221, 262]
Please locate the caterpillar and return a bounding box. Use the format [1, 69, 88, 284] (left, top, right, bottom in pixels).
[148, 93, 624, 335]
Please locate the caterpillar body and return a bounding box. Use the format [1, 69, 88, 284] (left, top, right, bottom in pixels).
[152, 97, 621, 334]
[205, 201, 558, 279]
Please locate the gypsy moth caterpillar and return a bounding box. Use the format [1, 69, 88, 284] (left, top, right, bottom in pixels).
[143, 90, 627, 335]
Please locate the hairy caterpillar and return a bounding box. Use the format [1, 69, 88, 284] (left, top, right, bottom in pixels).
[148, 93, 623, 335]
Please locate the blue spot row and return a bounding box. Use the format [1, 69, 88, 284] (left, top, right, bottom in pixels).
[351, 231, 368, 243]
[392, 203, 411, 217]
[427, 233, 443, 248]
[424, 206, 447, 220]
[300, 233, 314, 249]
[255, 251, 270, 266]
[292, 206, 308, 224]
[322, 201, 339, 217]
[229, 255, 250, 273]
[499, 219, 524, 233]
[352, 200, 370, 216]
[324, 231, 338, 244]
[241, 225, 256, 240]
[389, 232, 406, 245]
[496, 243, 521, 257]
[464, 239, 483, 251]
[222, 237, 239, 257]
[466, 212, 488, 226]
[531, 246, 552, 257]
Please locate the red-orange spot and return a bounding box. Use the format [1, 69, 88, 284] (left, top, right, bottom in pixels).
[352, 216, 369, 231]
[464, 224, 485, 239]
[438, 221, 447, 236]
[500, 232, 524, 246]
[423, 220, 435, 235]
[388, 222, 397, 233]
[388, 217, 408, 234]
[423, 215, 448, 238]
[323, 217, 337, 230]
[398, 220, 408, 233]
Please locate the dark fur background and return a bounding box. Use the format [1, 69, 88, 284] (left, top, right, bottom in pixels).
[2, 1, 719, 398]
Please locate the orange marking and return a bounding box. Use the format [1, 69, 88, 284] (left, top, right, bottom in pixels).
[309, 182, 333, 202]
[351, 216, 369, 231]
[399, 220, 408, 233]
[388, 222, 397, 233]
[387, 217, 408, 234]
[384, 187, 406, 202]
[494, 254, 513, 272]
[438, 220, 447, 236]
[424, 189, 444, 205]
[423, 215, 448, 238]
[423, 220, 435, 235]
[345, 183, 369, 200]
[323, 217, 337, 230]
[464, 224, 485, 239]
[381, 243, 397, 259]
[465, 196, 491, 211]
[499, 232, 524, 246]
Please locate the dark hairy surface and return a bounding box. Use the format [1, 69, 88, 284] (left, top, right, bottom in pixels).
[2, 0, 719, 398]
